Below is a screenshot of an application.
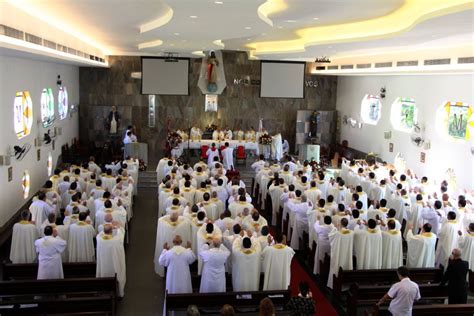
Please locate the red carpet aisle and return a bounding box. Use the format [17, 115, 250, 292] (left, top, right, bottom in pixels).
[289, 259, 338, 316]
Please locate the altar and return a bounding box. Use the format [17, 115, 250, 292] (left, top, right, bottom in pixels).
[179, 139, 258, 151]
[124, 142, 148, 165]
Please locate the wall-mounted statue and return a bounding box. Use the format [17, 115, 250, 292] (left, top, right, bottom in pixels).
[107, 105, 121, 134]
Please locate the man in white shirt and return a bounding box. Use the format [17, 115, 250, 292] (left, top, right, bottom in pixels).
[377, 266, 421, 316]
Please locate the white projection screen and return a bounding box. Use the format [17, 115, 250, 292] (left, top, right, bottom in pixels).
[141, 58, 189, 95]
[260, 61, 305, 98]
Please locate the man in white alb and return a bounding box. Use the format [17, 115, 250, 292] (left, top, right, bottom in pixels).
[35, 225, 67, 279]
[221, 142, 234, 170]
[232, 237, 261, 291]
[199, 238, 230, 293]
[10, 210, 38, 263]
[159, 235, 196, 294]
[262, 231, 295, 290]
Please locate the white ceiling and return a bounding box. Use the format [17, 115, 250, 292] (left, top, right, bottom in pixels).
[3, 0, 474, 62]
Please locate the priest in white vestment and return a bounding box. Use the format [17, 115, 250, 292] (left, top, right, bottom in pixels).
[221, 143, 234, 170]
[271, 133, 283, 161]
[313, 216, 335, 275]
[154, 213, 192, 277]
[354, 219, 382, 269]
[262, 231, 295, 290]
[327, 218, 354, 289]
[199, 239, 230, 293]
[232, 237, 261, 291]
[287, 196, 312, 250]
[268, 178, 287, 226]
[206, 143, 220, 168]
[458, 223, 474, 271]
[96, 225, 126, 297]
[10, 210, 38, 263]
[30, 192, 56, 233]
[35, 226, 67, 279]
[406, 223, 437, 268]
[196, 223, 223, 275]
[228, 195, 253, 218]
[381, 220, 403, 269]
[159, 235, 196, 294]
[435, 211, 460, 269]
[68, 212, 96, 262]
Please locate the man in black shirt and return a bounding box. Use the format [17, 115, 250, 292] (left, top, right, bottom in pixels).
[440, 248, 469, 304]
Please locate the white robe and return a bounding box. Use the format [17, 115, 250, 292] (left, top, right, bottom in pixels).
[221, 147, 234, 170]
[96, 233, 126, 297]
[196, 224, 223, 275]
[159, 245, 196, 294]
[10, 221, 38, 263]
[271, 134, 283, 161]
[406, 231, 437, 268]
[67, 222, 96, 262]
[458, 233, 474, 271]
[30, 200, 55, 233]
[327, 229, 354, 289]
[353, 227, 382, 269]
[262, 244, 295, 290]
[232, 240, 261, 291]
[288, 201, 311, 250]
[206, 148, 220, 167]
[435, 221, 459, 269]
[382, 230, 403, 269]
[153, 216, 192, 277]
[199, 244, 230, 293]
[268, 184, 287, 226]
[35, 236, 67, 279]
[313, 222, 335, 275]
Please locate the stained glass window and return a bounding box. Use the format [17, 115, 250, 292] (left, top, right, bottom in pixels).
[391, 97, 417, 133]
[14, 91, 33, 139]
[360, 94, 382, 125]
[41, 88, 55, 127]
[58, 86, 68, 120]
[22, 170, 30, 199]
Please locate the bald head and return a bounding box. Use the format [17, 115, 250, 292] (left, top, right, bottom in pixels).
[452, 248, 461, 259]
[104, 213, 113, 223]
[173, 235, 183, 246]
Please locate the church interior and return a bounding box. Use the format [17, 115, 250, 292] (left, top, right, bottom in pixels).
[0, 0, 474, 315]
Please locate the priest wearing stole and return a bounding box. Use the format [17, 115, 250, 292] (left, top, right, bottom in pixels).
[327, 218, 354, 289]
[96, 225, 126, 297]
[197, 222, 222, 275]
[406, 223, 437, 268]
[232, 237, 261, 291]
[154, 212, 191, 277]
[268, 178, 287, 226]
[435, 211, 460, 269]
[10, 210, 38, 263]
[354, 219, 383, 269]
[458, 223, 474, 272]
[313, 216, 335, 275]
[262, 231, 295, 290]
[382, 220, 403, 269]
[35, 225, 67, 279]
[68, 212, 96, 262]
[199, 238, 230, 293]
[159, 235, 196, 294]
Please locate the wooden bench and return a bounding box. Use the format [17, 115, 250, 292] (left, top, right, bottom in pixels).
[367, 303, 474, 316]
[0, 276, 117, 315]
[332, 267, 443, 298]
[348, 283, 447, 316]
[2, 262, 96, 280]
[165, 289, 291, 314]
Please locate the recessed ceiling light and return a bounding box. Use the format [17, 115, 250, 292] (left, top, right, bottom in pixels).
[174, 32, 180, 36]
[215, 1, 223, 4]
[313, 17, 319, 20]
[247, 38, 251, 41]
[284, 20, 296, 23]
[277, 26, 283, 29]
[190, 15, 197, 18]
[245, 26, 252, 30]
[261, 33, 267, 36]
[328, 46, 332, 48]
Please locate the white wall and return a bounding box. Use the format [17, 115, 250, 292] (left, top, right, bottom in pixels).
[0, 54, 79, 226]
[337, 74, 474, 191]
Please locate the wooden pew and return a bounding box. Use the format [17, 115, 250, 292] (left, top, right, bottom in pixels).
[0, 277, 117, 315]
[332, 267, 443, 298]
[2, 262, 96, 280]
[165, 289, 291, 314]
[347, 283, 447, 316]
[318, 253, 330, 286]
[367, 303, 474, 316]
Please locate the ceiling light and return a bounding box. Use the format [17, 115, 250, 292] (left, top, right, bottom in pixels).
[277, 26, 283, 29]
[313, 17, 319, 20]
[170, 43, 175, 46]
[284, 20, 296, 23]
[261, 33, 267, 36]
[174, 33, 180, 36]
[190, 15, 197, 18]
[215, 1, 223, 4]
[247, 38, 251, 41]
[245, 26, 252, 30]
[328, 46, 332, 48]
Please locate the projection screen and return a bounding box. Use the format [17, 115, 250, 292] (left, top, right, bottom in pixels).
[260, 61, 305, 98]
[141, 57, 189, 95]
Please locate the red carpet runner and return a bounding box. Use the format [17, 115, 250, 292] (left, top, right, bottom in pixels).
[289, 259, 338, 316]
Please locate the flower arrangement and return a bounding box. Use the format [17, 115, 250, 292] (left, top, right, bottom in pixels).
[259, 134, 273, 145]
[167, 131, 183, 149]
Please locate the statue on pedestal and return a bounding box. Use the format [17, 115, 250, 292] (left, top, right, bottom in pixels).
[107, 106, 121, 135]
[309, 111, 320, 142]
